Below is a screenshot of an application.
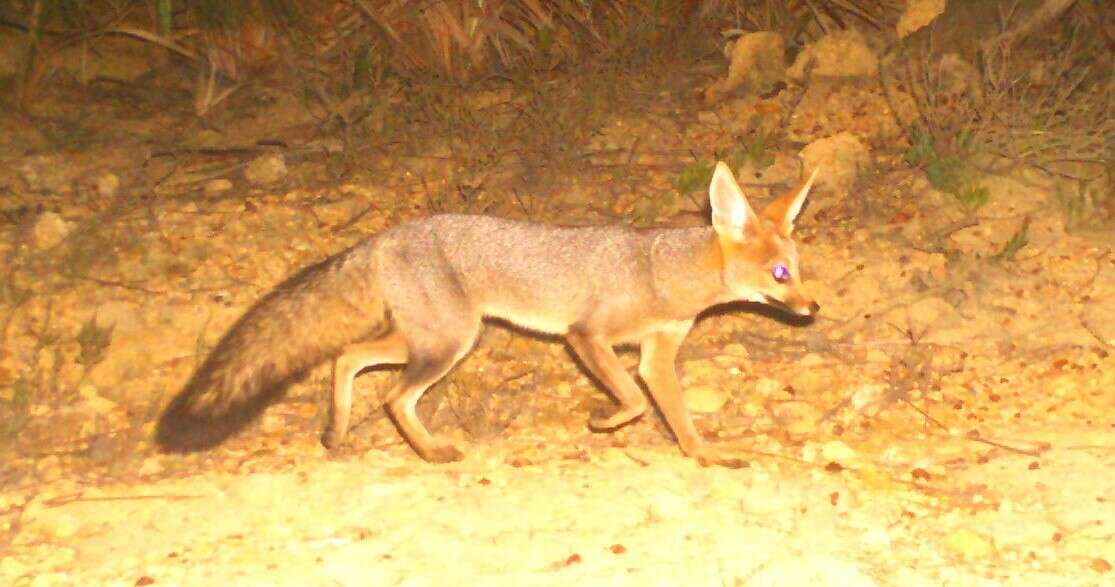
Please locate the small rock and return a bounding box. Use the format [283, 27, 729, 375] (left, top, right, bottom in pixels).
[723, 342, 750, 358]
[790, 368, 828, 395]
[683, 358, 719, 379]
[78, 384, 117, 415]
[1063, 535, 1115, 563]
[906, 296, 961, 330]
[244, 154, 288, 185]
[36, 512, 80, 539]
[865, 349, 889, 363]
[685, 384, 729, 414]
[94, 172, 120, 197]
[705, 31, 786, 102]
[897, 0, 947, 39]
[17, 155, 73, 193]
[645, 489, 689, 520]
[138, 458, 164, 477]
[192, 129, 224, 148]
[205, 178, 234, 194]
[798, 353, 825, 367]
[260, 412, 285, 435]
[851, 384, 886, 412]
[772, 402, 819, 437]
[800, 132, 871, 197]
[27, 211, 72, 250]
[943, 529, 996, 560]
[821, 439, 857, 463]
[754, 377, 783, 396]
[860, 526, 893, 550]
[788, 29, 878, 81]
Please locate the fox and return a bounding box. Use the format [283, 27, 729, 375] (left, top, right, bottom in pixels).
[156, 161, 820, 467]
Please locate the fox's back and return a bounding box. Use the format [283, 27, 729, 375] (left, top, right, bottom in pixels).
[366, 214, 697, 336]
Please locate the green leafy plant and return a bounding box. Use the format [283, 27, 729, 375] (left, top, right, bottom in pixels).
[993, 218, 1030, 261]
[673, 161, 714, 195]
[77, 316, 114, 368]
[1057, 177, 1114, 232]
[955, 184, 989, 212]
[733, 133, 775, 170]
[905, 127, 987, 211]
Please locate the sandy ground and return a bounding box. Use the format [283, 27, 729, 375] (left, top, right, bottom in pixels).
[6, 423, 1114, 586]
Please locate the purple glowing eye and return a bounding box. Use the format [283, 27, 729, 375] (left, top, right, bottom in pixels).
[772, 264, 791, 283]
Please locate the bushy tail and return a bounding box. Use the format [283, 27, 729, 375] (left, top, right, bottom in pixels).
[156, 244, 390, 452]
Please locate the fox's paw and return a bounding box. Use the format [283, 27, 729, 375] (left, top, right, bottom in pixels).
[692, 446, 749, 469]
[588, 406, 644, 431]
[321, 428, 345, 450]
[419, 441, 465, 464]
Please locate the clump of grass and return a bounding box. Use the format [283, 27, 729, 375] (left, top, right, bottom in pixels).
[886, 14, 1113, 209]
[954, 184, 989, 211]
[728, 133, 776, 171]
[673, 161, 714, 196]
[993, 218, 1030, 261]
[76, 316, 114, 369]
[629, 190, 678, 226]
[1057, 177, 1114, 232]
[905, 127, 987, 212]
[672, 134, 777, 197]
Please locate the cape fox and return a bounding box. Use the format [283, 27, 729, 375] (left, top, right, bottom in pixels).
[156, 162, 820, 467]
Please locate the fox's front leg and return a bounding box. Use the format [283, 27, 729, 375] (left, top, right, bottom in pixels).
[566, 328, 649, 431]
[638, 321, 746, 468]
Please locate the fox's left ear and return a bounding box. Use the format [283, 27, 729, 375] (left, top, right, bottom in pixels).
[764, 167, 819, 237]
[709, 161, 759, 242]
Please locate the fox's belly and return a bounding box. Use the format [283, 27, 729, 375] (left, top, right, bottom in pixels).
[480, 299, 576, 336]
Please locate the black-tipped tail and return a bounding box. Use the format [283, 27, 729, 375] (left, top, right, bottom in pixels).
[155, 246, 389, 452]
[156, 373, 284, 452]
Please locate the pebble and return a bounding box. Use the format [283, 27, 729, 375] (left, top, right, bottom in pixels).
[27, 211, 71, 250]
[685, 384, 729, 413]
[943, 529, 996, 560]
[245, 154, 288, 185]
[205, 178, 234, 194]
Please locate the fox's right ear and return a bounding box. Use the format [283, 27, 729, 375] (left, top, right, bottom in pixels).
[709, 161, 757, 242]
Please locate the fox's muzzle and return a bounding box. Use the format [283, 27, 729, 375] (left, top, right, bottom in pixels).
[763, 295, 820, 317]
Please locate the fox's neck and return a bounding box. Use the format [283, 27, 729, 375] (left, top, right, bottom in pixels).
[648, 226, 733, 317]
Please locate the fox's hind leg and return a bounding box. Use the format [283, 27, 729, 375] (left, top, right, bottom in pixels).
[384, 325, 479, 463]
[322, 330, 408, 450]
[375, 249, 482, 463]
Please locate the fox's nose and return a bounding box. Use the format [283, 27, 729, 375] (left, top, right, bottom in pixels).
[794, 300, 820, 316]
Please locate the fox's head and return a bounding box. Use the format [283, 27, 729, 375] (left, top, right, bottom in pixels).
[708, 161, 820, 317]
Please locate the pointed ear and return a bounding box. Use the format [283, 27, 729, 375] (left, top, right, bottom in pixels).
[709, 161, 758, 241]
[764, 167, 819, 237]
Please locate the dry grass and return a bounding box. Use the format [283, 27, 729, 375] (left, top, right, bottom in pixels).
[884, 2, 1113, 224]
